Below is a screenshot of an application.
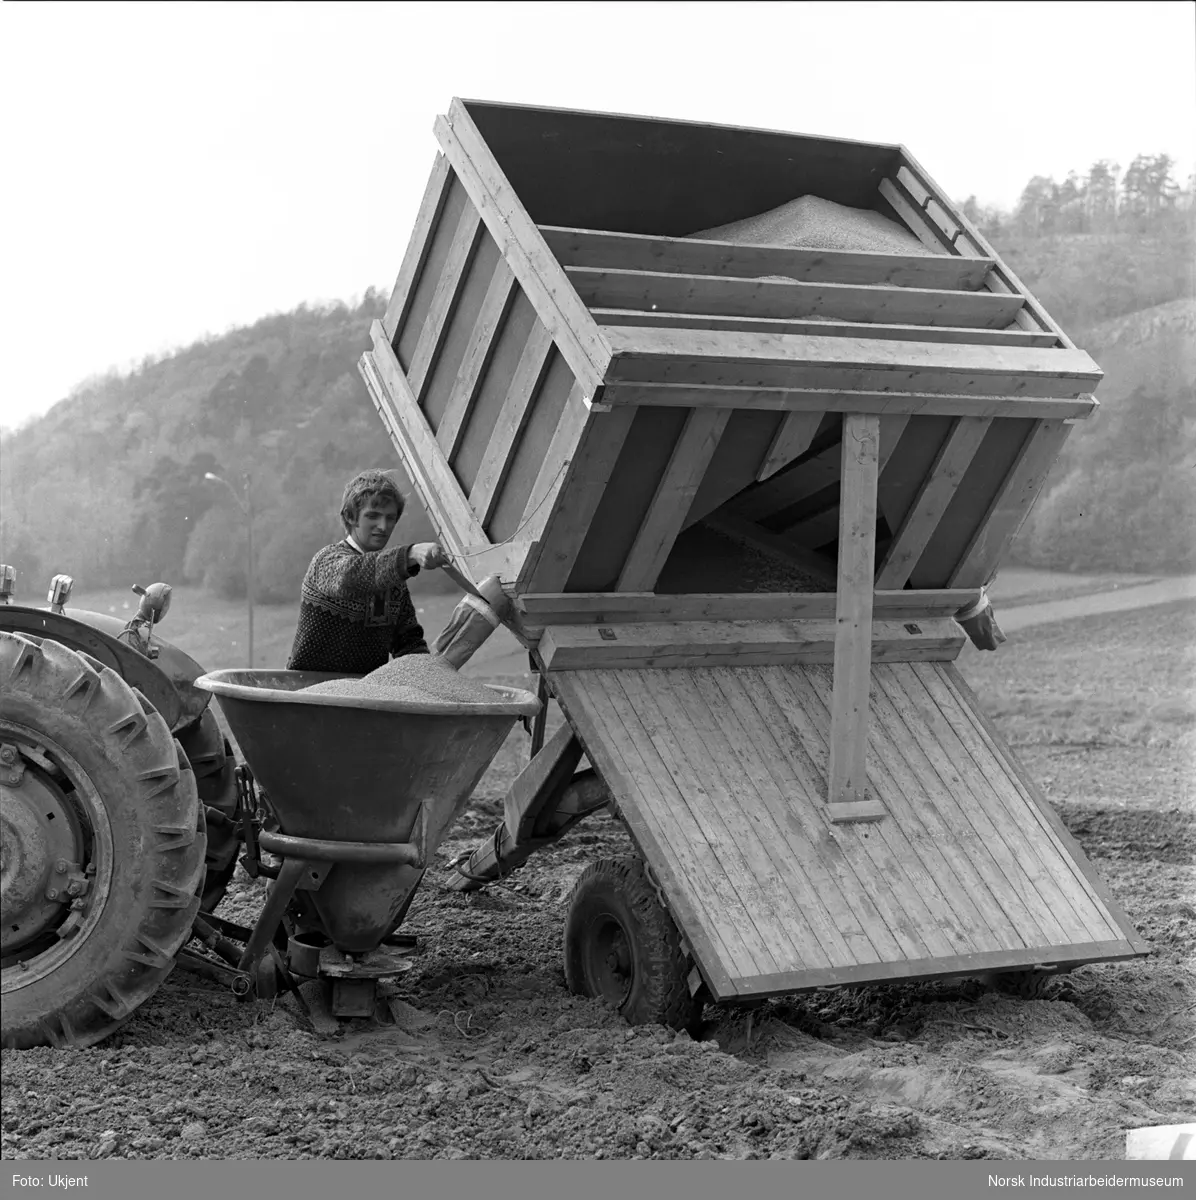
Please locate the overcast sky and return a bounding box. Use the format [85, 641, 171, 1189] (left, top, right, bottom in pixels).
[1, 0, 1193, 430]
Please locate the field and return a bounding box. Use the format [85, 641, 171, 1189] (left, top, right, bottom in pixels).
[2, 577, 1193, 1161]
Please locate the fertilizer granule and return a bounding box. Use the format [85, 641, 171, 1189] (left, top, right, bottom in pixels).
[302, 653, 499, 704]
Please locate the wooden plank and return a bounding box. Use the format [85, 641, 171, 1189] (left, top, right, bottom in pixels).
[569, 267, 1024, 329]
[878, 177, 959, 256]
[939, 665, 1149, 953]
[682, 409, 790, 530]
[801, 666, 1007, 954]
[601, 672, 776, 979]
[518, 408, 637, 593]
[468, 322, 555, 524]
[457, 540, 535, 585]
[872, 665, 1065, 946]
[406, 204, 483, 402]
[550, 671, 738, 995]
[540, 225, 996, 290]
[382, 153, 453, 343]
[602, 327, 1102, 399]
[599, 382, 1097, 420]
[893, 166, 985, 257]
[769, 667, 957, 959]
[827, 415, 885, 821]
[948, 419, 1074, 588]
[732, 437, 842, 523]
[538, 618, 962, 671]
[631, 672, 807, 971]
[757, 411, 824, 481]
[513, 382, 591, 547]
[502, 721, 585, 841]
[595, 308, 1062, 348]
[616, 409, 731, 591]
[874, 416, 992, 589]
[911, 664, 1119, 944]
[361, 324, 488, 556]
[686, 671, 861, 968]
[435, 105, 611, 400]
[436, 257, 516, 460]
[900, 664, 1107, 946]
[515, 588, 980, 626]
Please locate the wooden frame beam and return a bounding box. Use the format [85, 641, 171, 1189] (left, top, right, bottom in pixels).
[701, 512, 838, 587]
[617, 408, 732, 591]
[827, 414, 886, 824]
[874, 416, 992, 589]
[537, 617, 963, 671]
[756, 411, 824, 482]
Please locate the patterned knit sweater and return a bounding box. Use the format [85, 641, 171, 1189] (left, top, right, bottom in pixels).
[286, 539, 428, 674]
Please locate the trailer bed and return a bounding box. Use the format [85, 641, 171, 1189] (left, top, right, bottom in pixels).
[551, 661, 1145, 1000]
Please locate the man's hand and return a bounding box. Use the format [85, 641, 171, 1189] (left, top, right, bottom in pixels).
[408, 542, 449, 571]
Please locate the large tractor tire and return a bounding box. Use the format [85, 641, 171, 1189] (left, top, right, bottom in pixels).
[1, 632, 206, 1049]
[563, 856, 701, 1033]
[178, 708, 239, 912]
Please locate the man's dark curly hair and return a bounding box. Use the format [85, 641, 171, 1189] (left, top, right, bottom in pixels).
[339, 470, 406, 533]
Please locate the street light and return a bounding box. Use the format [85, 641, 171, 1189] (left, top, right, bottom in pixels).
[204, 471, 255, 668]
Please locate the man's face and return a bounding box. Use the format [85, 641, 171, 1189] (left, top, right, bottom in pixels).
[350, 494, 400, 552]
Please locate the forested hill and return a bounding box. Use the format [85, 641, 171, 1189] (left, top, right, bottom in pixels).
[1, 161, 1193, 599]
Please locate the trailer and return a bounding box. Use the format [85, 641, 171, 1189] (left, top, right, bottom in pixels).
[356, 99, 1147, 1025]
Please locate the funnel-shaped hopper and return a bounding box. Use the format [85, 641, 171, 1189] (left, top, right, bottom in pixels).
[195, 669, 539, 952]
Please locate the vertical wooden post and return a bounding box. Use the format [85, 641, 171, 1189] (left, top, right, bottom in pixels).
[827, 413, 886, 824]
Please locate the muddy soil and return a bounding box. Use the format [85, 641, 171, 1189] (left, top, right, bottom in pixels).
[3, 608, 1194, 1161]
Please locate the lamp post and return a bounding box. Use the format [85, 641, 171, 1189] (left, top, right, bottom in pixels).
[204, 471, 254, 667]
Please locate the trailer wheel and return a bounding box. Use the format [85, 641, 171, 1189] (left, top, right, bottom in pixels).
[563, 856, 700, 1032]
[178, 708, 239, 912]
[1, 633, 205, 1049]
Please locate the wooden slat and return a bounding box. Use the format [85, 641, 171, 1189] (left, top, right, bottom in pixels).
[602, 327, 1103, 399]
[436, 257, 516, 460]
[538, 618, 963, 671]
[879, 177, 959, 256]
[551, 671, 738, 994]
[539, 225, 996, 290]
[514, 382, 591, 547]
[514, 588, 980, 625]
[769, 668, 957, 959]
[595, 308, 1062, 348]
[732, 437, 842, 523]
[502, 722, 585, 842]
[631, 673, 805, 972]
[912, 665, 1119, 944]
[435, 104, 611, 400]
[893, 166, 985, 257]
[681, 410, 790, 531]
[599, 673, 774, 978]
[872, 665, 1064, 946]
[948, 419, 1074, 588]
[827, 415, 885, 821]
[757, 411, 823, 481]
[599, 382, 1098, 420]
[701, 512, 838, 586]
[518, 407, 636, 593]
[616, 409, 731, 591]
[382, 153, 453, 343]
[874, 416, 992, 589]
[360, 323, 488, 556]
[570, 267, 1024, 329]
[406, 205, 483, 401]
[468, 322, 555, 524]
[939, 665, 1148, 952]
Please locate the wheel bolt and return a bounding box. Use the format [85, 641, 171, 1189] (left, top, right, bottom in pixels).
[0, 747, 15, 764]
[56, 859, 68, 872]
[67, 882, 83, 897]
[45, 888, 59, 901]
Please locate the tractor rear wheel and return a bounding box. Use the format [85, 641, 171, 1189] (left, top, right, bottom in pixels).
[563, 856, 701, 1032]
[178, 707, 239, 912]
[1, 632, 206, 1049]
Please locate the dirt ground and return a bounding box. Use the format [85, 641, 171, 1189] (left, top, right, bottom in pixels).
[2, 602, 1193, 1162]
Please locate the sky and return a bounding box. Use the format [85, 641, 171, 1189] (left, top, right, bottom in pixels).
[1, 0, 1193, 431]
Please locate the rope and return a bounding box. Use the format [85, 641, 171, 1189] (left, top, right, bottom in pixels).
[451, 460, 569, 560]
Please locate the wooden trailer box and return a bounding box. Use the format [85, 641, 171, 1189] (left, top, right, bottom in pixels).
[360, 100, 1145, 1004]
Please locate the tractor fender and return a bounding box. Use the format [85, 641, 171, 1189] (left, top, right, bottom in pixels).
[0, 605, 210, 733]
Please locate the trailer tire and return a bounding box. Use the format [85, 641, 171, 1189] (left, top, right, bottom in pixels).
[1, 632, 205, 1049]
[563, 856, 700, 1032]
[178, 708, 239, 912]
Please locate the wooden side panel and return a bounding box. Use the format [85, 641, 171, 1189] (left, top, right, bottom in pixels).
[876, 416, 955, 537]
[383, 153, 452, 343]
[682, 409, 784, 529]
[549, 662, 1138, 999]
[565, 407, 692, 592]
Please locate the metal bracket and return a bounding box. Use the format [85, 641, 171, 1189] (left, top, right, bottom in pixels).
[0, 743, 25, 787]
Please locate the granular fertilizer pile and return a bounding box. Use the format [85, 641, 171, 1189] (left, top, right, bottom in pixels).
[302, 653, 500, 705]
[689, 194, 941, 257]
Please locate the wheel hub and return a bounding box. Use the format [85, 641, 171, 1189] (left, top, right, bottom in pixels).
[591, 917, 633, 1002]
[0, 744, 89, 958]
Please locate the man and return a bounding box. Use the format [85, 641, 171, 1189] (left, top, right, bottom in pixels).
[287, 469, 449, 674]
